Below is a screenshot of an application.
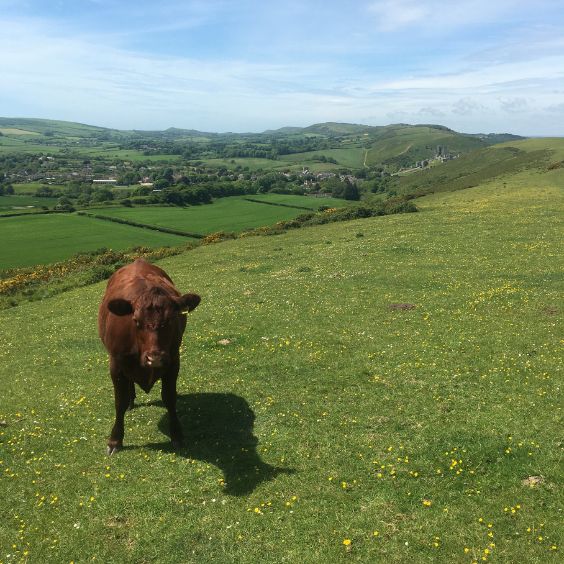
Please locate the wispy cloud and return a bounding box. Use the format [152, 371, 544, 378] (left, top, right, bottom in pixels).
[0, 2, 563, 134]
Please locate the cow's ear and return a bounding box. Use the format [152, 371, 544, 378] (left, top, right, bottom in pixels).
[177, 293, 201, 313]
[108, 298, 134, 316]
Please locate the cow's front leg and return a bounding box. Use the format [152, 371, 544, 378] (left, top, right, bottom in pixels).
[128, 379, 136, 410]
[161, 358, 183, 448]
[107, 357, 131, 455]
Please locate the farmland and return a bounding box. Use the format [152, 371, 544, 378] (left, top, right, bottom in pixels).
[87, 196, 336, 235]
[0, 194, 345, 270]
[0, 166, 562, 562]
[0, 214, 187, 269]
[0, 194, 58, 214]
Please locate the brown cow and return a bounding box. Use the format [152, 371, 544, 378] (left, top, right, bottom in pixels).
[98, 259, 200, 454]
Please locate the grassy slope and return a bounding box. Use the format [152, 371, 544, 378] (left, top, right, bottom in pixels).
[0, 118, 111, 137]
[0, 214, 187, 269]
[395, 138, 564, 196]
[1, 165, 562, 562]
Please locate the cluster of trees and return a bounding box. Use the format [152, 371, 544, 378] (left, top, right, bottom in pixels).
[118, 133, 341, 162]
[319, 177, 360, 200]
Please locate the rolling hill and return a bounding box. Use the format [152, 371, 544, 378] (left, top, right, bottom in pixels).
[394, 137, 564, 196]
[0, 117, 525, 172]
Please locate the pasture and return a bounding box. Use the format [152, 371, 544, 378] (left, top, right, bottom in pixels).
[0, 195, 59, 214]
[0, 175, 561, 562]
[0, 214, 186, 269]
[0, 194, 346, 270]
[87, 195, 335, 236]
[0, 128, 40, 136]
[244, 193, 347, 208]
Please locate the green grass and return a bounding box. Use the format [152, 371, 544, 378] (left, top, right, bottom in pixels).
[242, 193, 349, 208]
[0, 195, 58, 213]
[0, 172, 561, 562]
[0, 214, 186, 269]
[0, 128, 40, 136]
[394, 139, 557, 196]
[90, 197, 323, 235]
[73, 147, 182, 163]
[282, 147, 365, 168]
[199, 157, 288, 171]
[11, 183, 65, 195]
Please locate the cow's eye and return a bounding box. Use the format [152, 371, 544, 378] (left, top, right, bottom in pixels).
[134, 320, 141, 329]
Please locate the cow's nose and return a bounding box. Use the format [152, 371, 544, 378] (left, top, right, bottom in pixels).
[145, 351, 165, 367]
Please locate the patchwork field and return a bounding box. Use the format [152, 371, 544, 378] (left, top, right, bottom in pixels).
[0, 194, 346, 270]
[87, 195, 345, 235]
[0, 172, 561, 562]
[0, 214, 187, 269]
[87, 198, 311, 235]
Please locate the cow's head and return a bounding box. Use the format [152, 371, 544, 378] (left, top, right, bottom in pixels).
[107, 287, 200, 367]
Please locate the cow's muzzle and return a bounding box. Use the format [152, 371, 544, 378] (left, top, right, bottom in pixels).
[143, 351, 167, 368]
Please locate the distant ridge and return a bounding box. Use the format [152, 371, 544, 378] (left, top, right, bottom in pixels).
[0, 116, 526, 140]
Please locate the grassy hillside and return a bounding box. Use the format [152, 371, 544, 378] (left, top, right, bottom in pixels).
[365, 125, 487, 167]
[394, 138, 564, 196]
[0, 117, 112, 138]
[0, 168, 561, 562]
[0, 118, 525, 174]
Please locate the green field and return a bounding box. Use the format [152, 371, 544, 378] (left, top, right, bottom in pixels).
[73, 146, 182, 163]
[10, 183, 66, 195]
[0, 195, 59, 214]
[245, 193, 348, 208]
[199, 157, 290, 171]
[0, 128, 40, 136]
[89, 196, 328, 235]
[282, 147, 365, 168]
[0, 214, 187, 269]
[0, 195, 348, 269]
[0, 166, 562, 561]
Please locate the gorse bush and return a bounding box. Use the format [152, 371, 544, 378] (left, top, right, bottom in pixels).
[241, 197, 418, 236]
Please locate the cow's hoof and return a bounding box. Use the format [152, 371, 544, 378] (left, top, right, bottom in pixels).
[107, 442, 122, 455]
[128, 401, 135, 411]
[171, 438, 183, 449]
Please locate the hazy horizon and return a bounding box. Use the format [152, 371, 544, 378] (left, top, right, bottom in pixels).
[1, 0, 563, 136]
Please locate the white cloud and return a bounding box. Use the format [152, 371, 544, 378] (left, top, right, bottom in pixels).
[1, 6, 563, 135]
[452, 98, 487, 116]
[366, 0, 560, 34]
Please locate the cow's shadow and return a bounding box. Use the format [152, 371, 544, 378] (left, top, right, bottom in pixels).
[145, 393, 293, 496]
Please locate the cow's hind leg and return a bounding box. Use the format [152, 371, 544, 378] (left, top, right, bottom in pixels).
[161, 359, 183, 448]
[107, 358, 131, 455]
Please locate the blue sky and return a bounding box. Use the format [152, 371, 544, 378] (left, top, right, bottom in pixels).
[1, 0, 563, 134]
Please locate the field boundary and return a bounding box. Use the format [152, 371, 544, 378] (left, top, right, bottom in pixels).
[76, 211, 204, 239]
[243, 197, 315, 211]
[0, 209, 69, 219]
